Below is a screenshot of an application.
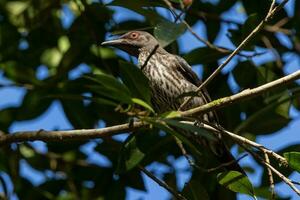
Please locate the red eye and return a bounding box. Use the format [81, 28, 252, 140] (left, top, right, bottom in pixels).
[130, 32, 139, 39]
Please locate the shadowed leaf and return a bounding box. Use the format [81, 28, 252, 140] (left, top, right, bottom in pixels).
[154, 20, 186, 47]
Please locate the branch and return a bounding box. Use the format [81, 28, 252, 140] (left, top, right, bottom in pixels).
[0, 121, 146, 145]
[198, 122, 296, 196]
[138, 166, 187, 200]
[180, 69, 300, 118]
[263, 151, 275, 200]
[179, 0, 289, 110]
[1, 69, 300, 146]
[161, 0, 231, 54]
[181, 121, 287, 165]
[242, 145, 300, 196]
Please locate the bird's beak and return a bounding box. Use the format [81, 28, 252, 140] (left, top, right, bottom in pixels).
[101, 37, 139, 57]
[101, 38, 125, 46]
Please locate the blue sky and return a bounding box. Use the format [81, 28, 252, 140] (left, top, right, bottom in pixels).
[0, 0, 300, 199]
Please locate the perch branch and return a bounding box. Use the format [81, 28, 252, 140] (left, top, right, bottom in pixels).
[1, 69, 300, 146]
[180, 69, 300, 118]
[0, 122, 146, 145]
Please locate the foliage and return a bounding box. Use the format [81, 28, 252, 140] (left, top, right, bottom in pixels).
[0, 0, 300, 199]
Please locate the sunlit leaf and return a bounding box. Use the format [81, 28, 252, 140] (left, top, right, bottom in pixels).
[160, 111, 181, 118]
[131, 98, 154, 113]
[6, 1, 28, 15]
[41, 48, 62, 68]
[284, 152, 300, 173]
[217, 171, 256, 198]
[58, 36, 70, 53]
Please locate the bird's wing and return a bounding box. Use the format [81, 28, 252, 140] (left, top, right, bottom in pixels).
[174, 55, 220, 123]
[174, 55, 201, 87]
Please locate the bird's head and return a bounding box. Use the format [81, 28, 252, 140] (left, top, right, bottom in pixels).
[101, 31, 159, 57]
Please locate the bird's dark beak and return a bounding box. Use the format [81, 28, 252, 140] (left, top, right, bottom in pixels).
[101, 38, 125, 46]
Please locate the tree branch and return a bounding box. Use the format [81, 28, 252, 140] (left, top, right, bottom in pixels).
[1, 69, 299, 146]
[180, 69, 300, 118]
[263, 150, 275, 200]
[138, 165, 187, 200]
[242, 145, 300, 196]
[179, 0, 289, 110]
[0, 121, 146, 146]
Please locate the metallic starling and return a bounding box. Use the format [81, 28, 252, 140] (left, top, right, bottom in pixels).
[101, 31, 243, 173]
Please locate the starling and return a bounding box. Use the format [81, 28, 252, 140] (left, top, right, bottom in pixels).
[101, 31, 243, 173]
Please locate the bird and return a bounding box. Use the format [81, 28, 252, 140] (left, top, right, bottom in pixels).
[101, 31, 244, 173]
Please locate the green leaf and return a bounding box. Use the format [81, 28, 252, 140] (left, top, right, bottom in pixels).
[163, 119, 217, 141]
[160, 111, 181, 118]
[119, 61, 151, 104]
[232, 61, 258, 88]
[183, 47, 229, 65]
[284, 152, 300, 173]
[61, 99, 95, 128]
[84, 73, 132, 104]
[5, 1, 29, 15]
[131, 98, 154, 113]
[217, 171, 256, 198]
[58, 36, 70, 53]
[182, 180, 209, 200]
[228, 13, 261, 50]
[145, 118, 202, 157]
[117, 134, 145, 173]
[235, 91, 291, 135]
[52, 93, 119, 107]
[154, 20, 186, 47]
[109, 0, 164, 22]
[169, 0, 182, 3]
[261, 144, 299, 187]
[41, 48, 62, 68]
[16, 90, 52, 121]
[121, 170, 146, 191]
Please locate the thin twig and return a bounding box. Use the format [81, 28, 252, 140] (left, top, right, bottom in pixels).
[179, 0, 289, 110]
[242, 145, 300, 196]
[205, 154, 248, 173]
[161, 0, 217, 50]
[138, 165, 187, 200]
[163, 0, 269, 59]
[189, 10, 292, 35]
[292, 181, 300, 186]
[263, 150, 275, 200]
[173, 136, 196, 169]
[200, 122, 288, 166]
[261, 36, 283, 68]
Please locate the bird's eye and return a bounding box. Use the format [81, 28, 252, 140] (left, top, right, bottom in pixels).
[130, 32, 139, 39]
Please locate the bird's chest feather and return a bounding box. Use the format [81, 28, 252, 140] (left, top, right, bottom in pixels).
[138, 52, 191, 111]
